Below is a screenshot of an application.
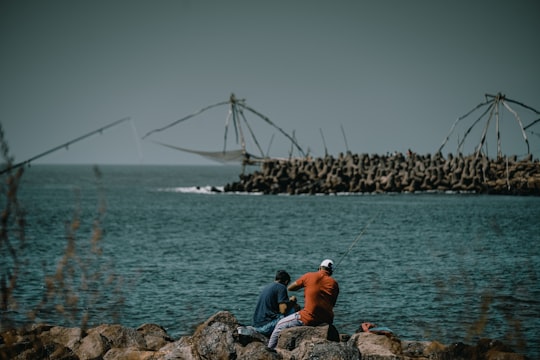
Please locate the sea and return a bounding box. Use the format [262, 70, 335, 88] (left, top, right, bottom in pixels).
[6, 164, 540, 357]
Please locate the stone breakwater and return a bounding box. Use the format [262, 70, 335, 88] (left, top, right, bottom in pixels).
[224, 152, 540, 195]
[0, 311, 527, 360]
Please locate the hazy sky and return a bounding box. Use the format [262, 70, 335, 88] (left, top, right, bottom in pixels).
[1, 0, 539, 165]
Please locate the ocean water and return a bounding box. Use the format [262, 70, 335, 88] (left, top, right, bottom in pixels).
[8, 164, 540, 357]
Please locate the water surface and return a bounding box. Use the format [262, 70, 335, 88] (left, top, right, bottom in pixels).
[10, 164, 540, 357]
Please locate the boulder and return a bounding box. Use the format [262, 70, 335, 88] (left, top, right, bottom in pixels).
[236, 341, 281, 360]
[152, 336, 199, 360]
[276, 324, 340, 350]
[103, 347, 154, 360]
[401, 340, 447, 358]
[289, 341, 360, 360]
[136, 323, 174, 350]
[88, 324, 146, 349]
[39, 326, 83, 350]
[191, 311, 239, 359]
[475, 338, 526, 360]
[348, 332, 402, 358]
[74, 331, 111, 360]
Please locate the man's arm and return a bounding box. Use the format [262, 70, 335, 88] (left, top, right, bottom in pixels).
[279, 302, 288, 314]
[288, 281, 302, 291]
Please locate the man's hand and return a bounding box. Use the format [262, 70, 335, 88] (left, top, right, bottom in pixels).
[289, 295, 301, 312]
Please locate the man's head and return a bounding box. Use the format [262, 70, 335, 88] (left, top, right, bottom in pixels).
[275, 270, 291, 285]
[319, 259, 334, 275]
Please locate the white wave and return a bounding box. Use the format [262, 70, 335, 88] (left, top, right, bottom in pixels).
[156, 186, 267, 195]
[158, 186, 224, 194]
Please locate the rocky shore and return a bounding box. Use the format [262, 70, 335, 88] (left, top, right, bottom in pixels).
[224, 152, 540, 195]
[0, 311, 528, 359]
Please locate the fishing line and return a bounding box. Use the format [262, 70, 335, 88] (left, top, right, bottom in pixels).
[129, 118, 144, 163]
[334, 211, 380, 271]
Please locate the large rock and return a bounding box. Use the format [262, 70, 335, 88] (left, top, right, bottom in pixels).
[236, 341, 281, 360]
[191, 311, 238, 359]
[401, 339, 447, 358]
[103, 347, 155, 360]
[87, 324, 146, 349]
[289, 341, 360, 360]
[276, 324, 340, 350]
[136, 323, 174, 350]
[74, 331, 111, 360]
[152, 336, 199, 360]
[40, 326, 83, 350]
[348, 332, 402, 358]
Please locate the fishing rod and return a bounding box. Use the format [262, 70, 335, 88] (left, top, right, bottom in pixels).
[0, 117, 132, 175]
[334, 212, 380, 271]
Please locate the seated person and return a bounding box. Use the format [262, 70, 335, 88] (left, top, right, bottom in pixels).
[252, 270, 300, 336]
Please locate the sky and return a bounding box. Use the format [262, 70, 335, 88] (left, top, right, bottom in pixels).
[1, 0, 539, 165]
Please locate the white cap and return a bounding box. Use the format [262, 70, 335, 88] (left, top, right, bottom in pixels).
[320, 259, 334, 270]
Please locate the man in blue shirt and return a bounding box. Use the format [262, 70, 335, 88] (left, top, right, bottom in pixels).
[252, 270, 299, 336]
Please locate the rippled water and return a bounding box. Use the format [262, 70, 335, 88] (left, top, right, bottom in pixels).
[9, 165, 540, 357]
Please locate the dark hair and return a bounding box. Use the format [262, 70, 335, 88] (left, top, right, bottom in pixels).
[275, 270, 291, 283]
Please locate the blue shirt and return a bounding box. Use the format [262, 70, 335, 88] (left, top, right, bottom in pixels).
[252, 282, 289, 327]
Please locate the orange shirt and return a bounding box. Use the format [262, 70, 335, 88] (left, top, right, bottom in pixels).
[296, 270, 339, 325]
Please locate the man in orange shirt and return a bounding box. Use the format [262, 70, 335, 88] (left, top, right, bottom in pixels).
[267, 259, 339, 349]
